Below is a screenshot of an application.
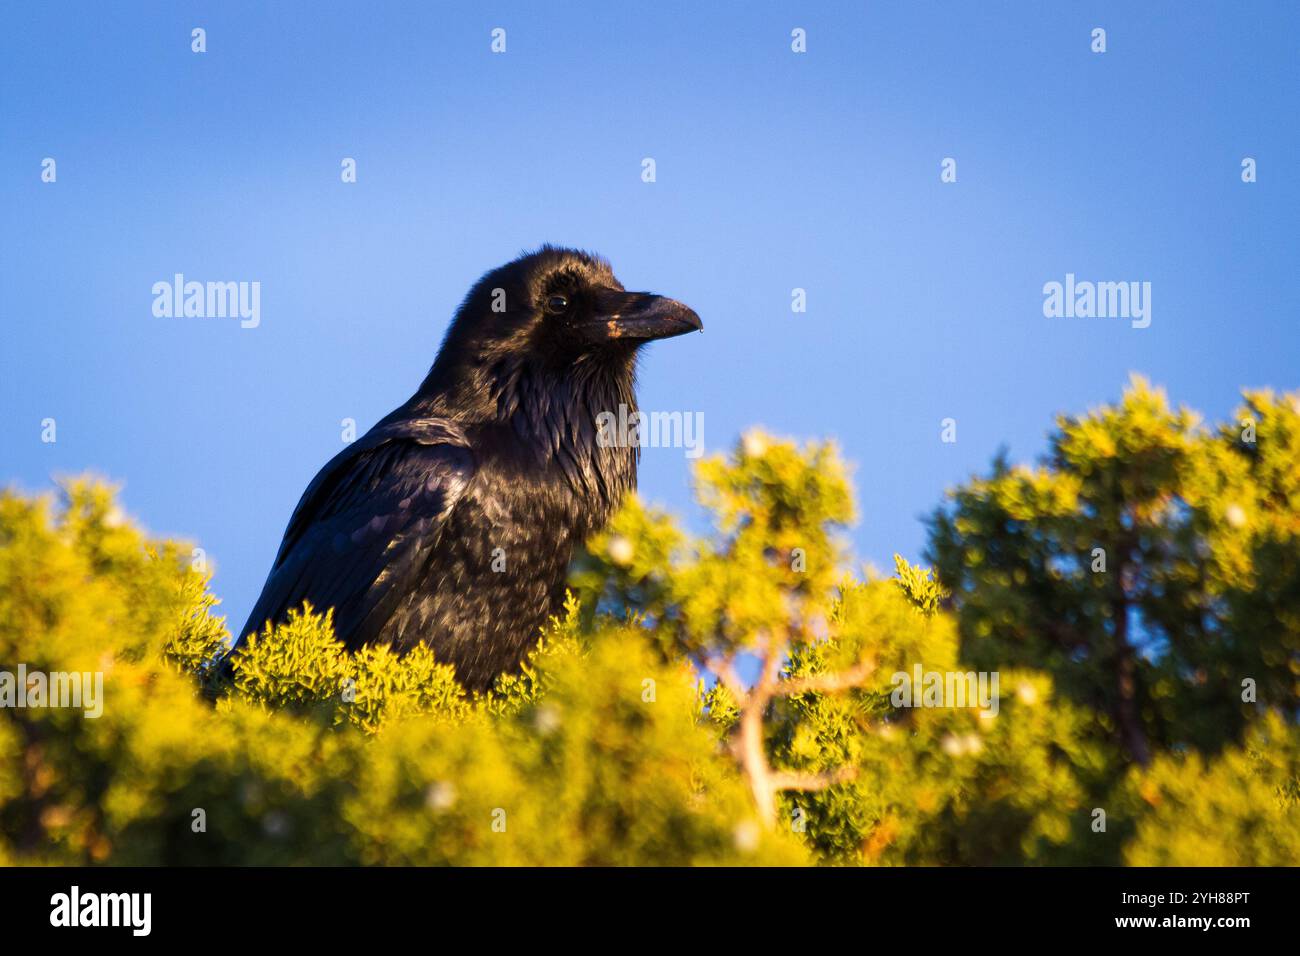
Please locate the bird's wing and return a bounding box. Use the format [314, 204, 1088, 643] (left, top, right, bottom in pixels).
[236, 417, 475, 651]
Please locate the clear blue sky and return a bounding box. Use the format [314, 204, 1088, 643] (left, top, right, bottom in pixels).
[3, 1, 1297, 634]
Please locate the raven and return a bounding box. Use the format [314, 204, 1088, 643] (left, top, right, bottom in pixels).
[230, 247, 701, 690]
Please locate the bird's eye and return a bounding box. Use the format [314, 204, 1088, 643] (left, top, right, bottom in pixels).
[545, 294, 569, 314]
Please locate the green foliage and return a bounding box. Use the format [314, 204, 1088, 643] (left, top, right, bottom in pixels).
[928, 376, 1300, 761]
[342, 627, 804, 866]
[232, 604, 470, 731]
[1119, 712, 1300, 865]
[2, 381, 1298, 865]
[891, 555, 949, 615]
[0, 481, 795, 865]
[772, 585, 1102, 865]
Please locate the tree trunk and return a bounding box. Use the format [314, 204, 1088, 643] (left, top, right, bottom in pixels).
[738, 693, 776, 825]
[1114, 641, 1151, 767]
[1111, 574, 1151, 767]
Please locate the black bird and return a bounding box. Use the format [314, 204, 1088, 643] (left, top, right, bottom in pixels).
[230, 247, 701, 690]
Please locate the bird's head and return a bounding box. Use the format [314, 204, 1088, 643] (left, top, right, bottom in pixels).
[442, 246, 700, 363]
[421, 246, 702, 419]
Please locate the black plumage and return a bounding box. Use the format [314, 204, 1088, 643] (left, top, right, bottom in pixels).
[230, 247, 701, 690]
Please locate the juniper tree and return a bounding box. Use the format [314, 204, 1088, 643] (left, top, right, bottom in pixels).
[927, 376, 1300, 766]
[2, 383, 1298, 865]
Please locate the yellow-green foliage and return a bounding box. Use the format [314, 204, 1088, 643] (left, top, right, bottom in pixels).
[0, 482, 797, 865]
[1119, 713, 1300, 865]
[770, 581, 1105, 865]
[929, 376, 1300, 756]
[232, 605, 471, 731]
[2, 381, 1298, 865]
[343, 631, 804, 865]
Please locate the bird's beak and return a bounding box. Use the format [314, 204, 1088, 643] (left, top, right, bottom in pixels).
[588, 288, 703, 343]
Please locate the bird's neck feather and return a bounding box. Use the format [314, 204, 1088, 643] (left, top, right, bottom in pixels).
[413, 350, 641, 509]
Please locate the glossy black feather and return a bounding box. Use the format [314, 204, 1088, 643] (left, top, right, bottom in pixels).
[238, 418, 474, 656]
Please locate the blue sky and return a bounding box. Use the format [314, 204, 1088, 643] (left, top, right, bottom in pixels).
[2, 1, 1297, 634]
